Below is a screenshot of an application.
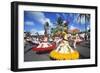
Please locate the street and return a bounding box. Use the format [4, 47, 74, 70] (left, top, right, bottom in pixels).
[24, 40, 90, 62]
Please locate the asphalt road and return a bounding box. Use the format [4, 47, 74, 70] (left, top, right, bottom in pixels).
[24, 40, 90, 62]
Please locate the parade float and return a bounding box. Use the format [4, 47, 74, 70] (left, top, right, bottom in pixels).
[32, 36, 56, 53]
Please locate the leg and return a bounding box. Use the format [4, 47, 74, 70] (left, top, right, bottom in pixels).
[73, 40, 77, 49]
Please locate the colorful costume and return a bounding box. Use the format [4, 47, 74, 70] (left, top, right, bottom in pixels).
[50, 32, 79, 60]
[32, 37, 56, 52]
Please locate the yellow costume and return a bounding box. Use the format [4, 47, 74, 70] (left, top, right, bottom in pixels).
[50, 31, 79, 60]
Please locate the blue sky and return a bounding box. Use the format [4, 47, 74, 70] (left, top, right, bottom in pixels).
[24, 11, 90, 35]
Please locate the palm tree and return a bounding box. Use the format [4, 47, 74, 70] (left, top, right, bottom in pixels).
[56, 16, 64, 32]
[77, 14, 90, 40]
[44, 22, 49, 36]
[26, 32, 31, 38]
[57, 16, 63, 26]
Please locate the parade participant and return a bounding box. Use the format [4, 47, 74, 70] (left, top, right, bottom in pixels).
[32, 36, 56, 52]
[50, 30, 79, 60]
[73, 34, 82, 48]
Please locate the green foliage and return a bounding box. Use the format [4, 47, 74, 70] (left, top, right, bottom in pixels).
[57, 16, 63, 25]
[51, 16, 68, 37]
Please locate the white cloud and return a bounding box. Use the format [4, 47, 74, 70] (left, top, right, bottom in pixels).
[30, 29, 44, 35]
[45, 18, 53, 27]
[31, 12, 45, 24]
[30, 12, 53, 27]
[38, 30, 44, 35]
[30, 29, 37, 35]
[69, 25, 77, 30]
[25, 21, 35, 26]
